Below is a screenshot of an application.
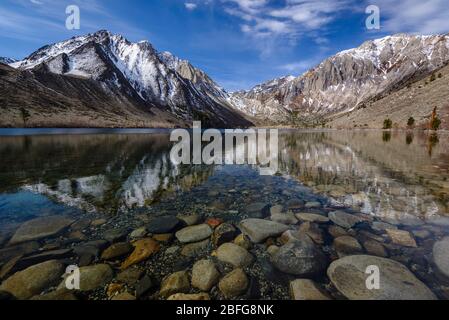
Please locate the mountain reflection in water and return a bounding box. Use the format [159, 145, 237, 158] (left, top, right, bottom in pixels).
[0, 130, 448, 224]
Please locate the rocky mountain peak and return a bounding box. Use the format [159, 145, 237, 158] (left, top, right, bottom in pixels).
[232, 33, 449, 122]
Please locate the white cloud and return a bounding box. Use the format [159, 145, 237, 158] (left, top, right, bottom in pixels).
[277, 56, 323, 75]
[185, 2, 198, 11]
[220, 0, 352, 41]
[374, 0, 449, 34]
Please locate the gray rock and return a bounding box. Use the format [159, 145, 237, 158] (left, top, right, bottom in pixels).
[327, 225, 348, 238]
[245, 202, 270, 218]
[218, 269, 248, 299]
[298, 222, 325, 245]
[329, 211, 363, 229]
[239, 219, 289, 243]
[296, 213, 330, 224]
[147, 216, 180, 234]
[386, 229, 417, 248]
[191, 260, 220, 291]
[160, 271, 190, 298]
[181, 239, 210, 257]
[433, 237, 449, 279]
[0, 260, 64, 299]
[177, 214, 201, 226]
[327, 255, 436, 300]
[130, 227, 147, 239]
[216, 243, 254, 268]
[271, 213, 298, 225]
[135, 275, 154, 298]
[334, 236, 363, 257]
[289, 279, 331, 300]
[103, 229, 129, 243]
[270, 205, 283, 215]
[31, 288, 77, 300]
[116, 268, 144, 285]
[363, 240, 388, 257]
[101, 242, 133, 260]
[68, 264, 114, 292]
[372, 221, 398, 233]
[271, 237, 327, 276]
[287, 198, 305, 210]
[427, 216, 449, 227]
[212, 223, 237, 247]
[9, 216, 74, 244]
[9, 249, 73, 273]
[176, 224, 212, 243]
[305, 201, 321, 209]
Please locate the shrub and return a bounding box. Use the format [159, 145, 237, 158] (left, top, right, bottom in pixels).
[430, 116, 441, 130]
[438, 73, 443, 78]
[430, 73, 436, 82]
[383, 118, 393, 129]
[407, 117, 415, 127]
[20, 107, 31, 126]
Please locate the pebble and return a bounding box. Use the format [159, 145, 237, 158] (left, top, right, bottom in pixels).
[334, 236, 363, 257]
[176, 224, 213, 243]
[216, 243, 254, 268]
[0, 260, 64, 299]
[433, 237, 449, 278]
[296, 213, 330, 224]
[289, 279, 331, 300]
[386, 229, 417, 248]
[9, 216, 74, 244]
[233, 234, 252, 250]
[191, 260, 220, 291]
[167, 293, 210, 300]
[239, 219, 289, 243]
[159, 271, 190, 298]
[101, 242, 133, 260]
[271, 237, 327, 277]
[328, 211, 363, 229]
[327, 255, 436, 300]
[218, 269, 249, 299]
[212, 223, 237, 247]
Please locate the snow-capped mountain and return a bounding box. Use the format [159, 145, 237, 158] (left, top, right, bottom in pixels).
[8, 30, 250, 128]
[232, 34, 449, 122]
[0, 57, 16, 64]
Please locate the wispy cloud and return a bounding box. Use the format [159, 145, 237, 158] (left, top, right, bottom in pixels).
[0, 0, 148, 45]
[185, 2, 198, 11]
[374, 0, 449, 34]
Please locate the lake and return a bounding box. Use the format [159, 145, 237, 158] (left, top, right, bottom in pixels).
[0, 129, 448, 300]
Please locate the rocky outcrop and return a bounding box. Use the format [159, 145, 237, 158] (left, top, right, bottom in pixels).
[232, 34, 449, 125]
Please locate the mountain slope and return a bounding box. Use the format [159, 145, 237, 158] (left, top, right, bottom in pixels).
[5, 30, 251, 128]
[0, 57, 16, 64]
[0, 63, 182, 128]
[232, 34, 449, 125]
[328, 63, 449, 129]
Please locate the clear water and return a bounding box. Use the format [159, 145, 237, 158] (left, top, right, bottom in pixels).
[0, 129, 448, 299]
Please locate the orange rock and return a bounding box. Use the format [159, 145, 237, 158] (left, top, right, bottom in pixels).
[121, 238, 160, 270]
[107, 283, 124, 297]
[206, 218, 224, 229]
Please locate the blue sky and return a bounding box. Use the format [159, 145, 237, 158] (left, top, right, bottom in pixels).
[1, 0, 449, 91]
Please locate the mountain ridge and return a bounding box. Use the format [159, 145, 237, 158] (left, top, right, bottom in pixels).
[4, 30, 251, 128]
[231, 33, 449, 127]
